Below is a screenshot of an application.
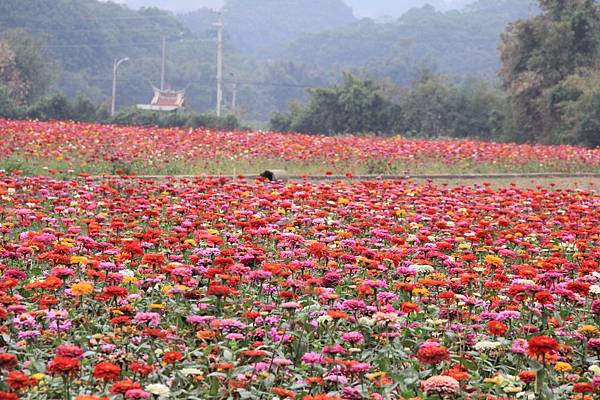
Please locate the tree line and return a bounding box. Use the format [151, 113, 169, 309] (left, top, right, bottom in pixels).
[272, 0, 599, 147]
[270, 72, 506, 140]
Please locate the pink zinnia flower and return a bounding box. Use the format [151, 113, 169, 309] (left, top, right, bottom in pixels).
[421, 375, 460, 396]
[125, 389, 151, 399]
[301, 352, 322, 364]
[341, 331, 364, 344]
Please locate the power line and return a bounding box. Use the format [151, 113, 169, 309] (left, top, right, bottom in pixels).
[76, 76, 319, 89]
[40, 39, 214, 49]
[0, 14, 177, 22]
[4, 26, 201, 35]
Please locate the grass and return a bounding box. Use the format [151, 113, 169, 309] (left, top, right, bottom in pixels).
[1, 153, 599, 177]
[408, 176, 600, 190]
[1, 154, 598, 190]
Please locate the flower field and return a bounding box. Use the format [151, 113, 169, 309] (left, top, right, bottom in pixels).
[1, 119, 600, 176]
[0, 173, 598, 400]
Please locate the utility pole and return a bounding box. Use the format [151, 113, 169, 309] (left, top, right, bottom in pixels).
[231, 82, 237, 113]
[215, 11, 224, 116]
[229, 72, 237, 113]
[111, 57, 129, 116]
[160, 35, 166, 90]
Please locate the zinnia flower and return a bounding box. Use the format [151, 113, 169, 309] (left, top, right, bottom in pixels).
[0, 354, 17, 370]
[5, 371, 37, 390]
[416, 345, 450, 364]
[93, 361, 121, 380]
[421, 375, 460, 396]
[162, 351, 183, 364]
[527, 336, 559, 357]
[47, 356, 80, 376]
[146, 383, 170, 397]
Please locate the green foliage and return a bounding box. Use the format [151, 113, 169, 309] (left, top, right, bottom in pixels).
[270, 73, 401, 135]
[0, 90, 242, 130]
[272, 72, 508, 139]
[395, 74, 507, 138]
[0, 85, 23, 118]
[111, 107, 243, 130]
[0, 30, 55, 103]
[399, 75, 460, 137]
[499, 0, 600, 145]
[0, 0, 216, 114]
[545, 70, 600, 147]
[24, 94, 107, 122]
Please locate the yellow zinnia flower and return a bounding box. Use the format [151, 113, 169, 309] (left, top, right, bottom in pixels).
[71, 281, 94, 295]
[554, 362, 572, 372]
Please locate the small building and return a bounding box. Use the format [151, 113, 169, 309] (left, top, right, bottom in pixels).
[137, 85, 186, 113]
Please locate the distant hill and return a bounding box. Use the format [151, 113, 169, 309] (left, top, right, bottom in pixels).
[345, 0, 473, 18]
[2, 0, 541, 122]
[119, 0, 475, 18]
[286, 0, 538, 84]
[123, 0, 223, 12]
[179, 0, 356, 58]
[0, 0, 218, 110]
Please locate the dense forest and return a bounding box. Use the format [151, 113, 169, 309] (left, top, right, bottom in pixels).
[285, 0, 538, 83]
[0, 0, 536, 123]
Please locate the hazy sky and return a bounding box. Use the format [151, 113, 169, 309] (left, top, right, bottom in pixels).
[117, 0, 472, 18]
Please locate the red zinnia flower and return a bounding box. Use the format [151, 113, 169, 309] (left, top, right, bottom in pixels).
[207, 284, 233, 297]
[517, 370, 536, 384]
[0, 354, 17, 371]
[573, 382, 593, 393]
[0, 392, 19, 400]
[241, 349, 269, 358]
[303, 395, 342, 400]
[272, 387, 295, 398]
[47, 356, 81, 376]
[416, 346, 450, 364]
[534, 291, 554, 304]
[55, 344, 84, 358]
[5, 371, 37, 390]
[93, 361, 121, 381]
[487, 321, 508, 336]
[110, 380, 141, 395]
[102, 286, 129, 298]
[527, 336, 559, 357]
[162, 351, 183, 364]
[75, 396, 110, 400]
[129, 361, 155, 376]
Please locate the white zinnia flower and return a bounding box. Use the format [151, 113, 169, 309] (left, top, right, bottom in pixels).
[412, 264, 434, 274]
[146, 383, 170, 397]
[181, 368, 203, 376]
[590, 285, 600, 295]
[474, 341, 502, 351]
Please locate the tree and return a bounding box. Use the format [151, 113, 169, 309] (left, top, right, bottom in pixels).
[546, 70, 600, 147]
[450, 79, 507, 139]
[0, 40, 29, 104]
[499, 0, 600, 144]
[0, 85, 22, 118]
[270, 73, 401, 135]
[399, 74, 459, 137]
[0, 30, 54, 104]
